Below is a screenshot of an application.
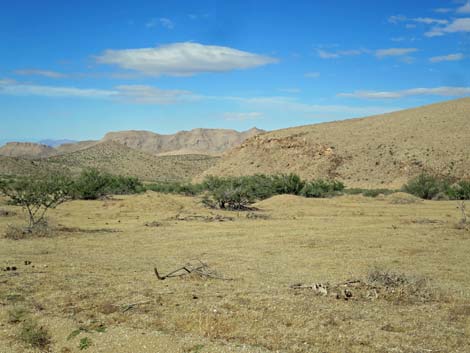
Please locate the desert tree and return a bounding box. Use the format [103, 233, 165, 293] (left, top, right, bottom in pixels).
[0, 174, 74, 230]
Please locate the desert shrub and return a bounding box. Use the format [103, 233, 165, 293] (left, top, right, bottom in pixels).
[146, 181, 203, 196]
[203, 177, 256, 210]
[344, 188, 364, 195]
[0, 174, 73, 230]
[7, 305, 28, 324]
[403, 173, 452, 200]
[271, 173, 305, 195]
[73, 169, 143, 200]
[4, 221, 51, 240]
[18, 319, 51, 350]
[300, 179, 344, 198]
[362, 188, 394, 197]
[403, 174, 470, 200]
[448, 180, 470, 200]
[106, 175, 144, 195]
[367, 267, 438, 303]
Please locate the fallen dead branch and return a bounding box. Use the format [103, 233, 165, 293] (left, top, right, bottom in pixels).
[154, 260, 231, 281]
[291, 268, 439, 303]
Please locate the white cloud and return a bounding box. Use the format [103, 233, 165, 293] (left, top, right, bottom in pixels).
[0, 80, 116, 98]
[223, 112, 263, 121]
[221, 95, 401, 117]
[0, 80, 196, 104]
[317, 49, 339, 59]
[96, 42, 278, 76]
[375, 48, 418, 57]
[429, 53, 464, 63]
[433, 8, 452, 14]
[146, 17, 174, 29]
[413, 17, 448, 25]
[388, 15, 448, 25]
[425, 18, 470, 36]
[388, 15, 407, 24]
[338, 86, 470, 99]
[13, 69, 67, 78]
[457, 1, 470, 14]
[114, 85, 194, 104]
[304, 72, 320, 78]
[159, 18, 174, 29]
[316, 48, 365, 59]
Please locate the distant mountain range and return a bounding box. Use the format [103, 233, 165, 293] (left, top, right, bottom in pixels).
[0, 128, 265, 159]
[39, 139, 77, 147]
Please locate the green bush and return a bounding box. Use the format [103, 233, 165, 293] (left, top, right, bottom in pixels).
[300, 179, 344, 198]
[145, 181, 203, 196]
[201, 176, 257, 210]
[448, 181, 470, 200]
[402, 174, 452, 200]
[0, 174, 74, 230]
[271, 173, 305, 195]
[73, 169, 143, 200]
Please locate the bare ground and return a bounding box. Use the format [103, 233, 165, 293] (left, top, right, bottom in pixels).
[1, 192, 469, 353]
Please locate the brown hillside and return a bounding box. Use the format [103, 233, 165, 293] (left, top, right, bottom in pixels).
[0, 142, 57, 158]
[202, 98, 470, 188]
[55, 140, 98, 154]
[102, 127, 264, 156]
[46, 141, 219, 181]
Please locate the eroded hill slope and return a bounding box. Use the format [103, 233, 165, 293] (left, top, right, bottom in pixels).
[202, 98, 470, 188]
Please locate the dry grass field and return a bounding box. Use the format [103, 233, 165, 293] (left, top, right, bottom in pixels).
[1, 192, 470, 353]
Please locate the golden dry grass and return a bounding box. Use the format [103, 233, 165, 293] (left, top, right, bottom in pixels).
[1, 193, 470, 353]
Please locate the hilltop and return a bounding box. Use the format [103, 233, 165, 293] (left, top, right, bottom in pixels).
[0, 142, 56, 159]
[0, 128, 264, 159]
[45, 141, 219, 181]
[202, 98, 470, 188]
[102, 127, 264, 156]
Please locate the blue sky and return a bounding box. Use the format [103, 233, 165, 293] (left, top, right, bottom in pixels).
[1, 0, 469, 143]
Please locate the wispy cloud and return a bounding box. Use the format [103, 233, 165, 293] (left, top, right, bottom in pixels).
[223, 112, 263, 121]
[375, 48, 418, 57]
[0, 79, 195, 104]
[221, 95, 401, 117]
[316, 48, 365, 59]
[13, 69, 67, 78]
[433, 8, 452, 14]
[338, 86, 470, 99]
[388, 15, 448, 25]
[95, 42, 278, 77]
[425, 17, 470, 36]
[429, 53, 464, 63]
[457, 1, 470, 14]
[114, 85, 194, 104]
[0, 79, 402, 118]
[304, 72, 320, 78]
[146, 17, 174, 29]
[0, 80, 115, 98]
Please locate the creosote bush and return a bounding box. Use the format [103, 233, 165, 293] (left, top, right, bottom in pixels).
[0, 174, 73, 231]
[73, 168, 144, 200]
[403, 173, 470, 200]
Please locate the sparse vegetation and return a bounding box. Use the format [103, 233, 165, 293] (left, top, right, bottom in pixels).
[403, 173, 470, 200]
[73, 168, 144, 200]
[7, 305, 28, 324]
[18, 319, 51, 350]
[79, 337, 92, 350]
[0, 173, 74, 231]
[299, 179, 344, 198]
